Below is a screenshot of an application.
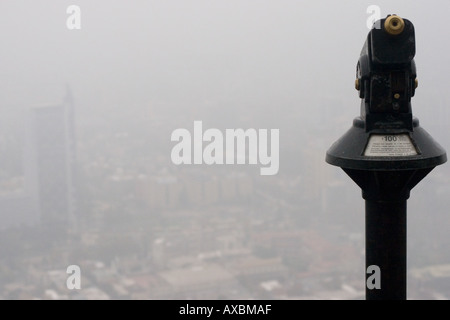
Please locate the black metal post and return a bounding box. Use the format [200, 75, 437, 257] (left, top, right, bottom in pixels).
[365, 199, 406, 300]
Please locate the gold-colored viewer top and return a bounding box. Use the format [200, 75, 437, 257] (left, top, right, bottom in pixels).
[384, 15, 405, 35]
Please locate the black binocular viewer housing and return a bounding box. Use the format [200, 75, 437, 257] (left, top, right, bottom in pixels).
[327, 15, 446, 174]
[326, 15, 446, 300]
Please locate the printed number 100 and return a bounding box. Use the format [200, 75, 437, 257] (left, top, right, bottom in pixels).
[383, 135, 398, 142]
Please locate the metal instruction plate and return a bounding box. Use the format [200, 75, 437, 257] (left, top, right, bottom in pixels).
[364, 134, 418, 157]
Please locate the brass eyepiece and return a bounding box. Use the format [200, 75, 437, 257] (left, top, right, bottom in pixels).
[384, 15, 405, 35]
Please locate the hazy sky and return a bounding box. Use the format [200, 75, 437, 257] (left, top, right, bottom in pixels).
[0, 1, 449, 135]
[0, 1, 448, 186]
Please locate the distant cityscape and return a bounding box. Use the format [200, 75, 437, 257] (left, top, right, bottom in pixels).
[0, 90, 449, 300]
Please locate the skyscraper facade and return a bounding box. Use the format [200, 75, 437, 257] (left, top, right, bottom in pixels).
[25, 91, 76, 232]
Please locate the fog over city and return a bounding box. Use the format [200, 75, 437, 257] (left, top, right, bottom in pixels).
[0, 1, 449, 299]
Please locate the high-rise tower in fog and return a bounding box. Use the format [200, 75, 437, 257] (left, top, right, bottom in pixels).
[25, 88, 77, 232]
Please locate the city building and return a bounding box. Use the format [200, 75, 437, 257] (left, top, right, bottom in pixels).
[24, 90, 77, 232]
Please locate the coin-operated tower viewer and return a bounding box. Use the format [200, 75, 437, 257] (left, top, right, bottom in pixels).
[326, 15, 447, 300]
